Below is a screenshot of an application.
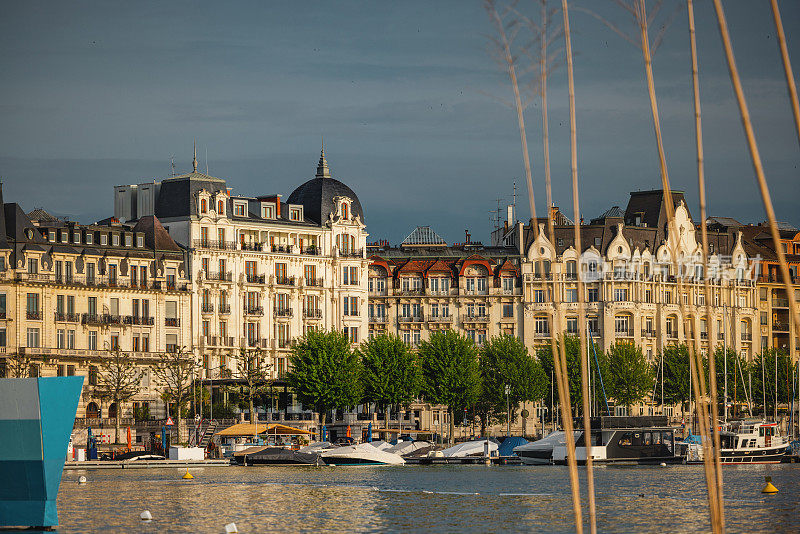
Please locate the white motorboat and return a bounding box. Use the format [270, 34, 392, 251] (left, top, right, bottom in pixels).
[385, 440, 431, 456]
[298, 441, 333, 454]
[683, 420, 790, 464]
[441, 439, 498, 458]
[514, 431, 578, 465]
[320, 442, 405, 465]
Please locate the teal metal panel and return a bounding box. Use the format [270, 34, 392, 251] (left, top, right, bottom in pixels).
[0, 377, 83, 528]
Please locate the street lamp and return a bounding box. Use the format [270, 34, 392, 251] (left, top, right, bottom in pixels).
[505, 384, 511, 437]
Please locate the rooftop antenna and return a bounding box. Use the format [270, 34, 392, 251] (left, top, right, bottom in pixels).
[192, 139, 198, 172]
[170, 155, 176, 177]
[513, 180, 517, 223]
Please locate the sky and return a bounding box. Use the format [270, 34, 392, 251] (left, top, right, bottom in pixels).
[0, 0, 798, 245]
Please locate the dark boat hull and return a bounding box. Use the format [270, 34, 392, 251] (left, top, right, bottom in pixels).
[686, 444, 790, 465]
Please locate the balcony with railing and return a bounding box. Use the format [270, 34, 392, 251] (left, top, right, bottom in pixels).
[464, 314, 490, 323]
[666, 330, 678, 340]
[773, 321, 791, 332]
[165, 317, 180, 327]
[193, 239, 237, 251]
[615, 329, 635, 338]
[774, 298, 790, 308]
[25, 310, 41, 320]
[305, 277, 324, 288]
[81, 313, 102, 326]
[206, 271, 233, 282]
[247, 337, 269, 348]
[340, 248, 363, 258]
[240, 241, 265, 252]
[201, 304, 214, 314]
[214, 336, 235, 347]
[427, 315, 452, 323]
[398, 288, 425, 296]
[277, 338, 293, 349]
[741, 332, 753, 341]
[218, 304, 231, 314]
[398, 315, 423, 323]
[270, 244, 292, 253]
[244, 306, 264, 316]
[54, 312, 80, 323]
[303, 308, 323, 319]
[130, 315, 154, 326]
[275, 276, 295, 287]
[369, 315, 388, 323]
[534, 330, 551, 338]
[274, 308, 294, 318]
[301, 246, 320, 256]
[641, 329, 656, 338]
[246, 273, 266, 284]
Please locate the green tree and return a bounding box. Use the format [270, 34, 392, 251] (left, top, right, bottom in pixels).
[537, 335, 584, 411]
[95, 347, 144, 444]
[478, 335, 546, 432]
[660, 344, 691, 409]
[605, 342, 655, 411]
[418, 330, 480, 444]
[229, 347, 273, 426]
[359, 333, 421, 440]
[287, 330, 363, 430]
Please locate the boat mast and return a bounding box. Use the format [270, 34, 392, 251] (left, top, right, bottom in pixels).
[723, 299, 728, 423]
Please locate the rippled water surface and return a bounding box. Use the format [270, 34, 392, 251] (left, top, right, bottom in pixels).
[55, 463, 800, 533]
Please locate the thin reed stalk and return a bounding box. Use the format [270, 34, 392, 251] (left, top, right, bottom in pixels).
[633, 0, 724, 529]
[712, 0, 800, 418]
[687, 0, 727, 529]
[562, 1, 597, 532]
[770, 0, 800, 147]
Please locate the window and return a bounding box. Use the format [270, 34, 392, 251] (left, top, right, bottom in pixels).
[343, 326, 358, 343]
[112, 234, 120, 246]
[587, 288, 599, 302]
[566, 317, 578, 334]
[343, 296, 359, 316]
[217, 199, 225, 214]
[125, 234, 132, 247]
[341, 203, 348, 219]
[615, 315, 631, 335]
[88, 330, 97, 350]
[136, 235, 144, 247]
[73, 231, 81, 244]
[276, 263, 287, 283]
[502, 303, 514, 318]
[57, 329, 65, 349]
[86, 263, 95, 284]
[108, 264, 117, 285]
[502, 277, 514, 292]
[0, 327, 5, 347]
[100, 234, 108, 246]
[26, 293, 40, 316]
[305, 264, 317, 285]
[0, 294, 5, 319]
[27, 328, 40, 348]
[262, 205, 274, 219]
[441, 303, 450, 317]
[234, 202, 247, 217]
[218, 228, 225, 245]
[85, 233, 93, 245]
[89, 366, 98, 386]
[28, 258, 38, 274]
[534, 289, 546, 303]
[535, 316, 549, 335]
[666, 316, 677, 338]
[67, 329, 75, 349]
[290, 208, 301, 221]
[614, 288, 628, 302]
[587, 317, 599, 335]
[200, 198, 208, 214]
[565, 288, 578, 303]
[48, 229, 56, 242]
[88, 296, 97, 316]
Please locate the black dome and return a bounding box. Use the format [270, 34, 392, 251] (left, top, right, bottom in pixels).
[287, 177, 364, 225]
[287, 149, 364, 225]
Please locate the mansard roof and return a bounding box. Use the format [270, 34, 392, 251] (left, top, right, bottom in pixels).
[401, 226, 447, 246]
[133, 215, 183, 252]
[155, 172, 229, 219]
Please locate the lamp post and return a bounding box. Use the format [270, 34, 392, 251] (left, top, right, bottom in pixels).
[505, 384, 511, 437]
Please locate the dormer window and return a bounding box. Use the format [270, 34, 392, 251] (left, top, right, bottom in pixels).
[289, 208, 301, 221]
[341, 202, 349, 220]
[262, 204, 274, 219]
[73, 231, 81, 244]
[233, 201, 247, 217]
[60, 231, 68, 243]
[125, 234, 133, 247]
[100, 234, 108, 246]
[112, 234, 120, 247]
[217, 199, 225, 214]
[48, 230, 56, 242]
[137, 235, 144, 247]
[200, 198, 208, 214]
[85, 233, 93, 245]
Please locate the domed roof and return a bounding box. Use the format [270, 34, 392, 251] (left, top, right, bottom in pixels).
[287, 148, 364, 225]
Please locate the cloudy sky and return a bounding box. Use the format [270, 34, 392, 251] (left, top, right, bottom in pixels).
[1, 1, 798, 244]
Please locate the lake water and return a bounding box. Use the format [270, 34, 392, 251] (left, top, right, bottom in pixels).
[54, 464, 800, 533]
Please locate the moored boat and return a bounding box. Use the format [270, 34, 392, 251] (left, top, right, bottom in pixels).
[682, 420, 790, 464]
[514, 431, 579, 465]
[319, 442, 405, 465]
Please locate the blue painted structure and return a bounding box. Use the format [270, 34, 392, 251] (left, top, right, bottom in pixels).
[0, 377, 83, 528]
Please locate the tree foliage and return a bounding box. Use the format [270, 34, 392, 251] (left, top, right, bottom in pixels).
[229, 347, 273, 426]
[537, 335, 585, 410]
[418, 330, 480, 444]
[95, 348, 143, 444]
[604, 342, 654, 410]
[287, 330, 363, 427]
[4, 352, 42, 378]
[750, 348, 792, 417]
[478, 335, 546, 426]
[660, 344, 691, 408]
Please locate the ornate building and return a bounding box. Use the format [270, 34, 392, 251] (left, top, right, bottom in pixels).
[114, 148, 369, 380]
[0, 186, 192, 421]
[506, 191, 759, 361]
[367, 226, 523, 345]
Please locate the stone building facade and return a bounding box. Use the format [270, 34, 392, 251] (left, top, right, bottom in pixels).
[114, 149, 369, 381]
[0, 186, 192, 422]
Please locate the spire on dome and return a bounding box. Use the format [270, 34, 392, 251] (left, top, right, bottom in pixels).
[192, 139, 198, 172]
[315, 138, 331, 178]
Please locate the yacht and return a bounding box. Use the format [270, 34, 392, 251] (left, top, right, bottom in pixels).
[440, 439, 498, 458]
[514, 431, 579, 465]
[683, 420, 790, 464]
[319, 442, 405, 465]
[553, 417, 682, 465]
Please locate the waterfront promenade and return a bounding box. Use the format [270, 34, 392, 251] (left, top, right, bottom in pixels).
[56, 464, 800, 533]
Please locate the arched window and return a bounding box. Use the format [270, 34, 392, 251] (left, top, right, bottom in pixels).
[200, 198, 207, 214]
[741, 319, 752, 342]
[108, 403, 118, 419]
[342, 203, 349, 219]
[565, 260, 577, 279]
[86, 402, 100, 419]
[614, 314, 632, 337]
[666, 315, 678, 339]
[217, 200, 224, 214]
